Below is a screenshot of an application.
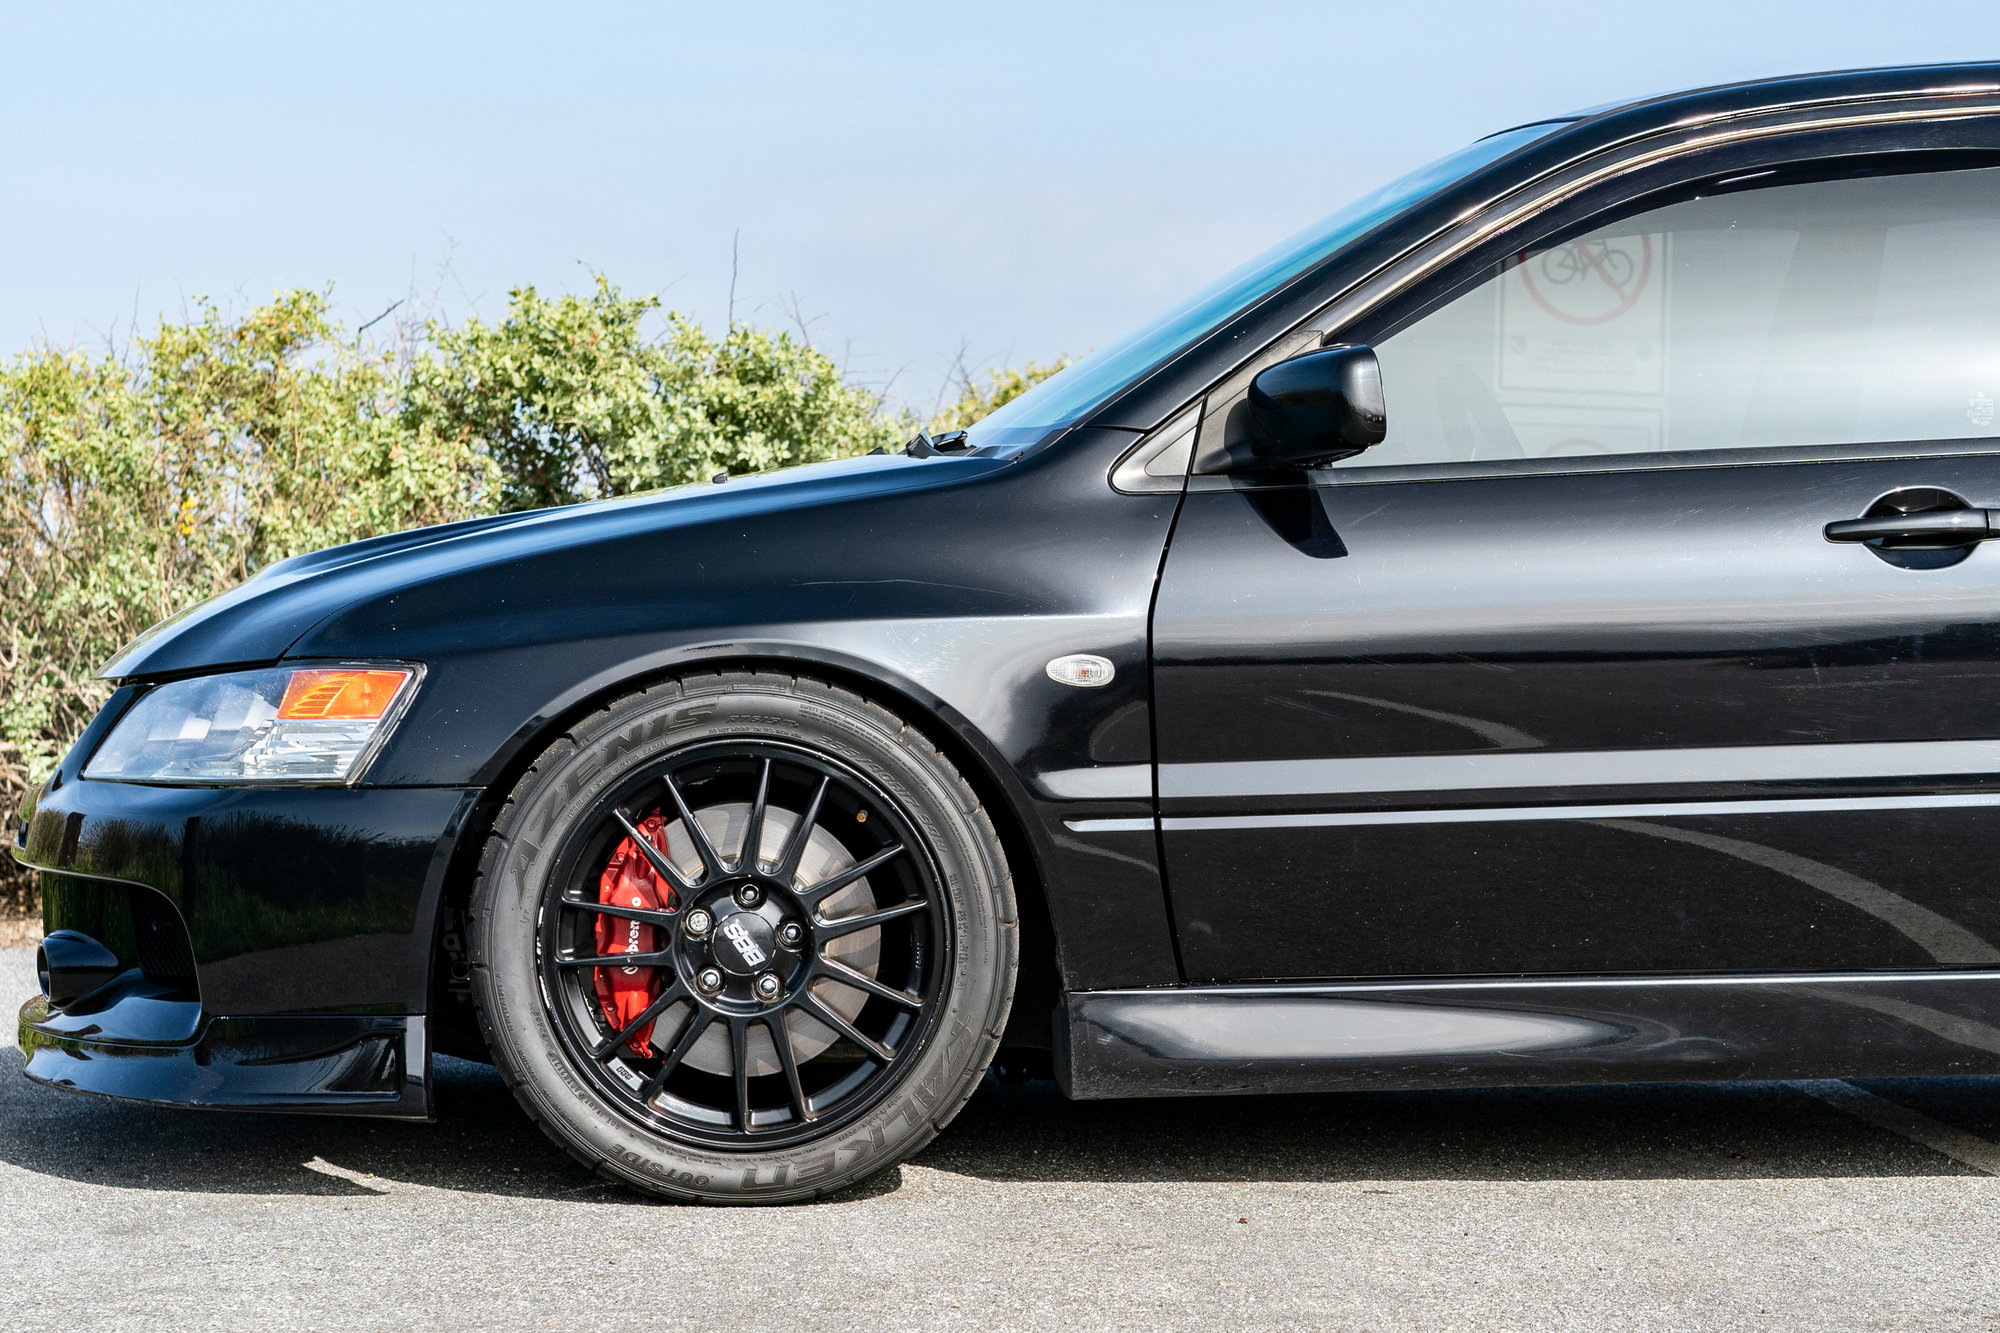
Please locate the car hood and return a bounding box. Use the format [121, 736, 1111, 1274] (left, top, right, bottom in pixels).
[102, 451, 1014, 679]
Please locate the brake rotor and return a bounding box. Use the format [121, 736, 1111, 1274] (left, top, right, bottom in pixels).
[624, 801, 881, 1077]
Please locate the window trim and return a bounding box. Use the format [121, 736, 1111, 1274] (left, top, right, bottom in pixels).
[1185, 434, 2000, 494]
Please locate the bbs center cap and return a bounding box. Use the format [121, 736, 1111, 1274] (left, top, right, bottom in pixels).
[712, 910, 778, 976]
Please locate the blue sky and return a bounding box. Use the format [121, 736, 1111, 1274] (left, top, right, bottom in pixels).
[7, 1, 2000, 412]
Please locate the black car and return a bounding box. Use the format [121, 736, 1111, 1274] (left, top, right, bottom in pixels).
[23, 61, 2000, 1203]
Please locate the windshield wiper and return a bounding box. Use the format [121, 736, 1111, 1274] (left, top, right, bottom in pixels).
[902, 429, 973, 458]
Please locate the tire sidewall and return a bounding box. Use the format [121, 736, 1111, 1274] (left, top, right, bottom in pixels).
[471, 676, 1012, 1202]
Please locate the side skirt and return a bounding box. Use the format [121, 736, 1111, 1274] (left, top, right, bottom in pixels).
[1055, 972, 2000, 1100]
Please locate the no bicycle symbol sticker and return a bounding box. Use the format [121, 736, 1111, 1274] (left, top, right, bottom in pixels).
[1499, 228, 1666, 453]
[1519, 235, 1655, 326]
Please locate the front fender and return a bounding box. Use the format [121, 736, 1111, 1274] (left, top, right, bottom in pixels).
[293, 430, 1184, 989]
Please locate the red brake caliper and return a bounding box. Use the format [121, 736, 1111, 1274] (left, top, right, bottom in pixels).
[592, 811, 678, 1057]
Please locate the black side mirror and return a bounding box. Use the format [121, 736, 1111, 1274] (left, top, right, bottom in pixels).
[1243, 343, 1386, 469]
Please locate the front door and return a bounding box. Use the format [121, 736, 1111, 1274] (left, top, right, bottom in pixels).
[1153, 157, 2000, 982]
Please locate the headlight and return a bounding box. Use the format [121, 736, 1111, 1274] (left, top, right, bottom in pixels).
[83, 665, 420, 785]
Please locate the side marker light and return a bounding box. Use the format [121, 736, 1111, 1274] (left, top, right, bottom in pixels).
[1046, 654, 1116, 688]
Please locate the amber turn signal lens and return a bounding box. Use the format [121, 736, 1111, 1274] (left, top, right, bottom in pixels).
[275, 669, 412, 721]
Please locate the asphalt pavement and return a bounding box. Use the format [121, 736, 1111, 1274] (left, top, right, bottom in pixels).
[2, 943, 1998, 1332]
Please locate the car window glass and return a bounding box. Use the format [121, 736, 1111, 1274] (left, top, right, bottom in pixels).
[1357, 165, 2000, 468]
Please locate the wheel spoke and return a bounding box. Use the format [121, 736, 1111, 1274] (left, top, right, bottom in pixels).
[557, 948, 675, 969]
[661, 772, 727, 882]
[637, 1006, 714, 1099]
[773, 775, 830, 883]
[798, 843, 905, 905]
[814, 898, 927, 940]
[562, 896, 680, 929]
[796, 991, 895, 1062]
[729, 1017, 753, 1132]
[591, 980, 686, 1061]
[741, 758, 772, 874]
[610, 809, 696, 901]
[766, 1013, 816, 1123]
[814, 956, 923, 1009]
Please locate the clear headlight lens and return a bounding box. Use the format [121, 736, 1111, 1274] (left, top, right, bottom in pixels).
[84, 665, 419, 785]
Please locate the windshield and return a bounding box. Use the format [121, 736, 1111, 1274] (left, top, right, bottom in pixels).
[971, 123, 1561, 436]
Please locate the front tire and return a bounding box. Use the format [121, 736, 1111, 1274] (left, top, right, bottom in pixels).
[469, 671, 1016, 1203]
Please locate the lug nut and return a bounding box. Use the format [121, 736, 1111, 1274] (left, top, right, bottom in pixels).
[696, 967, 724, 994]
[754, 972, 782, 1001]
[683, 908, 713, 939]
[778, 921, 804, 949]
[735, 884, 763, 908]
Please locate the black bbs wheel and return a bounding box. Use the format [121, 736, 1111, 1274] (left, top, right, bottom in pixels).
[546, 743, 946, 1146]
[470, 672, 1016, 1202]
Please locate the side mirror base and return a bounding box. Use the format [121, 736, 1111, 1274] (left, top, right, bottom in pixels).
[1231, 343, 1387, 472]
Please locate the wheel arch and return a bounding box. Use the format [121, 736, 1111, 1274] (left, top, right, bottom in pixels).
[426, 643, 1062, 1062]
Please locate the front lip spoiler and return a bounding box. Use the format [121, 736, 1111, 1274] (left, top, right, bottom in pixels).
[18, 988, 429, 1120]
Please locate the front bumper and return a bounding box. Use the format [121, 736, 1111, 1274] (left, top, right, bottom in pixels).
[13, 774, 480, 1118]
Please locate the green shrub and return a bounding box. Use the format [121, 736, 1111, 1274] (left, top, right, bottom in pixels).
[405, 277, 903, 509]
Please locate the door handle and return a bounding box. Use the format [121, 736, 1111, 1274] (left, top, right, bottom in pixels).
[1824, 510, 2000, 543]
